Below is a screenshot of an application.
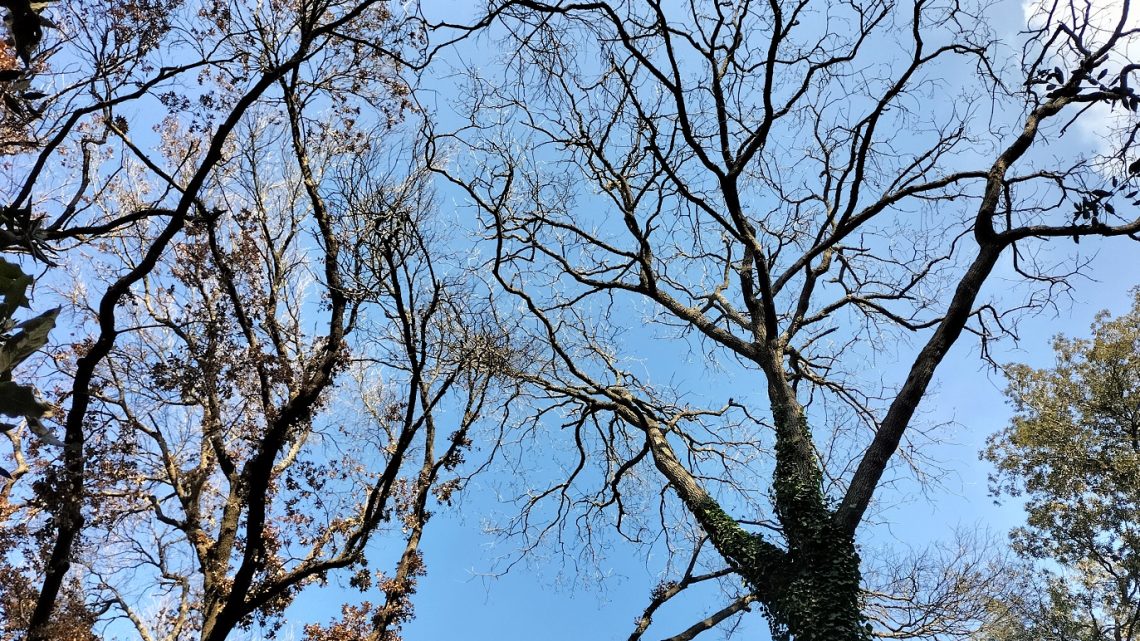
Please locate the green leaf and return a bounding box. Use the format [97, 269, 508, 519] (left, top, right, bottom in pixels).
[0, 307, 58, 374]
[0, 381, 50, 417]
[0, 258, 33, 317]
[985, 289, 1140, 638]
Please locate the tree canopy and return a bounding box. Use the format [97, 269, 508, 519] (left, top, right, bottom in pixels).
[0, 0, 1138, 640]
[434, 0, 1140, 638]
[984, 290, 1140, 641]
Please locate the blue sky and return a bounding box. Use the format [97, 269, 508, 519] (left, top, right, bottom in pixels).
[10, 0, 1134, 638]
[277, 0, 1140, 638]
[363, 244, 1137, 641]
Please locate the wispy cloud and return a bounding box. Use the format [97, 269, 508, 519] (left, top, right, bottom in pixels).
[1022, 0, 1139, 164]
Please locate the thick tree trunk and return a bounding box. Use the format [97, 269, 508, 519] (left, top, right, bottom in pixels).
[762, 524, 867, 641]
[760, 393, 869, 641]
[638, 387, 869, 641]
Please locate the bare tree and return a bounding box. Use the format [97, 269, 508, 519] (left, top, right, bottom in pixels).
[861, 529, 1024, 641]
[62, 125, 494, 641]
[3, 106, 507, 641]
[431, 0, 1140, 639]
[0, 0, 507, 637]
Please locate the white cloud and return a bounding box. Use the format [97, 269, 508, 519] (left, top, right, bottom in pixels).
[1022, 0, 1140, 164]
